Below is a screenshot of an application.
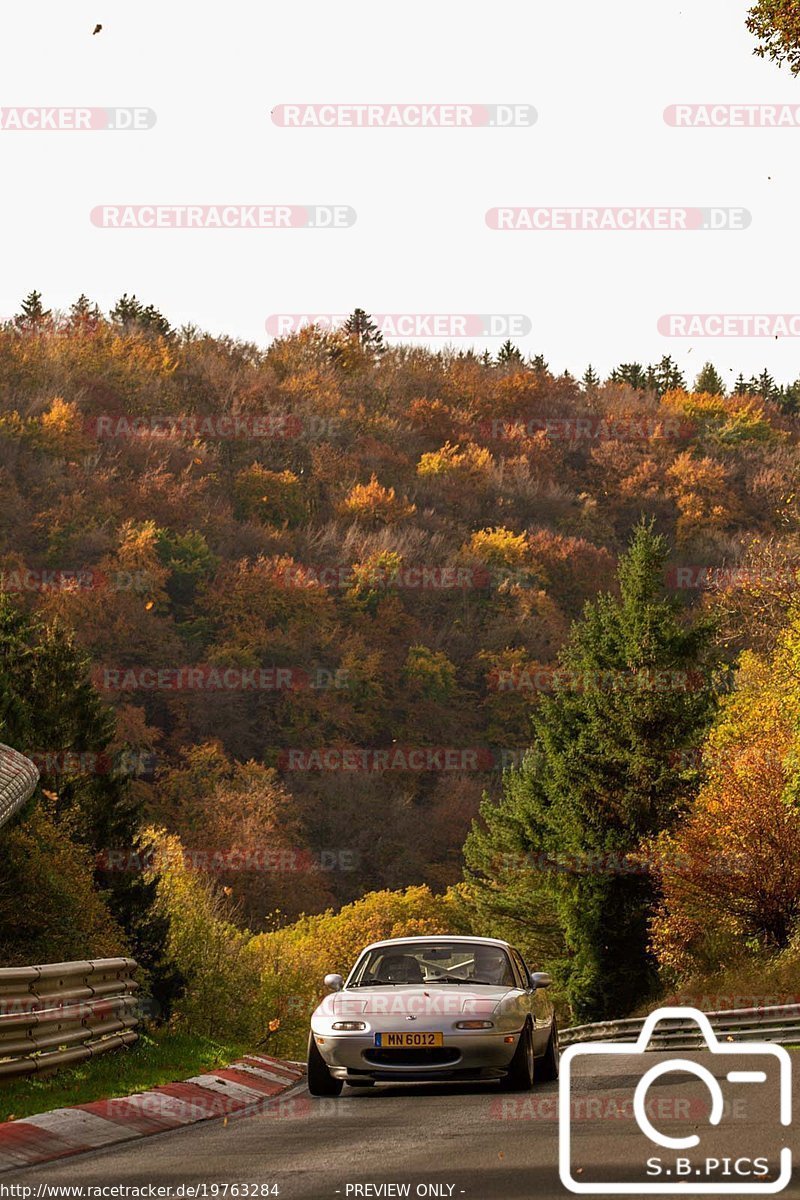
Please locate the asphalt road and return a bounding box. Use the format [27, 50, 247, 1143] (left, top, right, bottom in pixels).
[4, 1051, 798, 1200]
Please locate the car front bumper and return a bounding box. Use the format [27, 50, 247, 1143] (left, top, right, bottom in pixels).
[313, 1030, 521, 1081]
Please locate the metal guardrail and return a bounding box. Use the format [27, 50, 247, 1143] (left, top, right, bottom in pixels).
[0, 959, 140, 1078]
[561, 1004, 800, 1050]
[0, 744, 39, 831]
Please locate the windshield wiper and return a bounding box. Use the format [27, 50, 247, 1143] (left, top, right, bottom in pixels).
[350, 980, 400, 987]
[424, 975, 473, 984]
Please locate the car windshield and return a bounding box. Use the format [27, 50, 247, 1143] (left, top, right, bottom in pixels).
[347, 941, 517, 987]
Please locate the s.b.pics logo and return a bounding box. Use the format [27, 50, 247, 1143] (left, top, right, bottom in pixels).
[559, 1008, 792, 1194]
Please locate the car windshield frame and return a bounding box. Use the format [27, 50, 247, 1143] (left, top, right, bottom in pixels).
[345, 940, 517, 988]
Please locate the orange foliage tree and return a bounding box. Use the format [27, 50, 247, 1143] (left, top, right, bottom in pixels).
[648, 615, 800, 976]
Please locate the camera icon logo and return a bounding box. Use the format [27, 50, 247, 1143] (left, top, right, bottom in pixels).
[558, 1006, 792, 1194]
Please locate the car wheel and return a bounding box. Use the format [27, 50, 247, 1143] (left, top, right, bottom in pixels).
[344, 1079, 375, 1087]
[503, 1022, 535, 1091]
[307, 1032, 344, 1096]
[537, 1019, 559, 1083]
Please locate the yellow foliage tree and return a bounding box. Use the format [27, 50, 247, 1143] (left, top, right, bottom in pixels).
[665, 451, 737, 545]
[339, 474, 415, 524]
[36, 396, 88, 457]
[417, 441, 493, 482]
[661, 389, 778, 444]
[250, 884, 471, 1055]
[465, 526, 529, 566]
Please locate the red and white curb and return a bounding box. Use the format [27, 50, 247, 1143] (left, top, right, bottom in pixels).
[0, 1054, 305, 1173]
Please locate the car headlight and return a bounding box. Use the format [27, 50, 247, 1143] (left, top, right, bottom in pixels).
[332, 1021, 367, 1031]
[455, 1020, 494, 1029]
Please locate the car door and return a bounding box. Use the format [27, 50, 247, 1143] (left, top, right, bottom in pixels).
[511, 947, 552, 1055]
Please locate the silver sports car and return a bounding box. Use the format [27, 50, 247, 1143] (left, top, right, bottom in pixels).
[307, 935, 558, 1096]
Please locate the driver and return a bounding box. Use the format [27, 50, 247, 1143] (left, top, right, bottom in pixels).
[472, 945, 513, 985]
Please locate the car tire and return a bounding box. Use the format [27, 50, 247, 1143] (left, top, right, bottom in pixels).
[503, 1022, 535, 1091]
[537, 1019, 559, 1082]
[307, 1032, 344, 1097]
[344, 1079, 375, 1087]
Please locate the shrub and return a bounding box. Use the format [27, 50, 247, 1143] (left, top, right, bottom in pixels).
[142, 828, 263, 1041]
[233, 465, 306, 525]
[250, 885, 471, 1058]
[0, 807, 126, 965]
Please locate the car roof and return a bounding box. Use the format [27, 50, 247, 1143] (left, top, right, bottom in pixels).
[359, 935, 514, 953]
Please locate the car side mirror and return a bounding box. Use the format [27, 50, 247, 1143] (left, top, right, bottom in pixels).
[529, 971, 552, 990]
[324, 973, 344, 992]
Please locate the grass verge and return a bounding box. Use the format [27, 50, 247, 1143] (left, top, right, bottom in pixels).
[0, 1029, 247, 1123]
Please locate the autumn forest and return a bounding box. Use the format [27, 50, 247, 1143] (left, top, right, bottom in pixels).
[1, 297, 799, 1041]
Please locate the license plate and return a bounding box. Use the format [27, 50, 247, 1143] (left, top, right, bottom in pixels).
[374, 1031, 444, 1048]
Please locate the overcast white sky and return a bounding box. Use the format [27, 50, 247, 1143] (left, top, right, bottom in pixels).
[0, 0, 798, 382]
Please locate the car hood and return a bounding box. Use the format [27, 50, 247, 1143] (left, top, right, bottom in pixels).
[318, 983, 511, 1018]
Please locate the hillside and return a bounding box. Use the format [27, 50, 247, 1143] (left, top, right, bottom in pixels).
[1, 302, 799, 930]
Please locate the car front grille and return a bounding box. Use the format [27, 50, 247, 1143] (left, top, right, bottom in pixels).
[364, 1048, 461, 1066]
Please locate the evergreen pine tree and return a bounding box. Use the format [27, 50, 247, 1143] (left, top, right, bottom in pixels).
[68, 294, 104, 330]
[464, 523, 718, 1020]
[496, 339, 523, 366]
[582, 365, 600, 389]
[776, 378, 800, 414]
[0, 596, 182, 1016]
[615, 363, 647, 389]
[733, 373, 749, 396]
[14, 290, 51, 331]
[652, 355, 686, 395]
[342, 308, 385, 355]
[693, 362, 726, 395]
[749, 368, 777, 399]
[110, 294, 172, 338]
[644, 364, 660, 393]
